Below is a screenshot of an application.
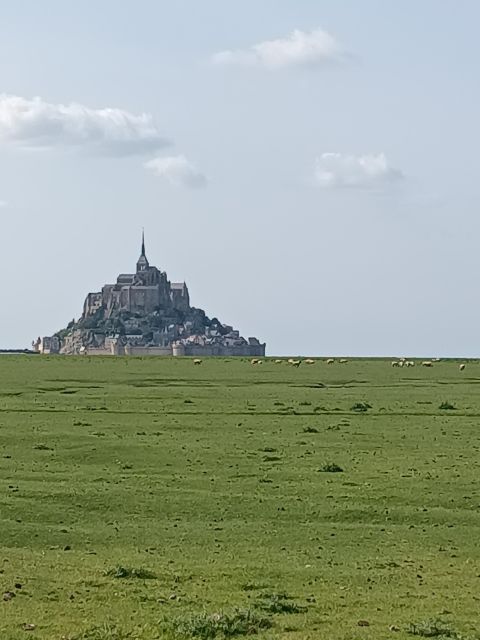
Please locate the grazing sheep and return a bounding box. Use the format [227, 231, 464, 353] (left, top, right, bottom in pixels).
[339, 359, 348, 364]
[459, 363, 466, 371]
[391, 361, 399, 367]
[398, 361, 404, 367]
[422, 361, 433, 367]
[407, 361, 415, 367]
[326, 358, 335, 364]
[250, 359, 259, 365]
[305, 359, 315, 364]
[292, 360, 301, 368]
[193, 359, 202, 365]
[274, 359, 283, 364]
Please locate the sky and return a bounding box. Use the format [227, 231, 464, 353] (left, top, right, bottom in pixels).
[1, 1, 479, 356]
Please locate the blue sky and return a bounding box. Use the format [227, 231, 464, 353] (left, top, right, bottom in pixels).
[1, 1, 479, 355]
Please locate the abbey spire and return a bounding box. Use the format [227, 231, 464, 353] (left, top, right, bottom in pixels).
[136, 228, 149, 272]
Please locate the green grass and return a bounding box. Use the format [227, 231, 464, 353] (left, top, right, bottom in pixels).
[0, 355, 479, 639]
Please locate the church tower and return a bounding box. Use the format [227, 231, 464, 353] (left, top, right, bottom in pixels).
[136, 229, 150, 273]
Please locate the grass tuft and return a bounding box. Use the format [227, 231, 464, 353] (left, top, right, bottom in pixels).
[407, 619, 458, 638]
[70, 623, 134, 639]
[104, 566, 156, 580]
[241, 582, 271, 592]
[253, 592, 307, 614]
[167, 608, 272, 639]
[439, 401, 456, 410]
[350, 402, 372, 412]
[318, 462, 343, 473]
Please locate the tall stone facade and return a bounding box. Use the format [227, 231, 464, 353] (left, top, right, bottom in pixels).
[51, 234, 266, 357]
[83, 232, 190, 319]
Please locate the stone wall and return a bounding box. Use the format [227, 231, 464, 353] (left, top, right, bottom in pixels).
[184, 344, 266, 357]
[83, 346, 113, 356]
[124, 345, 172, 356]
[83, 292, 102, 318]
[171, 284, 190, 312]
[81, 343, 265, 357]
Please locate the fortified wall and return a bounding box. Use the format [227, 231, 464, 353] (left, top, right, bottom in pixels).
[78, 342, 264, 357]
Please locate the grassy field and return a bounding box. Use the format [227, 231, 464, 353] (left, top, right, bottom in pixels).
[0, 355, 479, 640]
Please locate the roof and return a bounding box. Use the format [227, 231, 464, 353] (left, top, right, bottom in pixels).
[117, 274, 135, 283]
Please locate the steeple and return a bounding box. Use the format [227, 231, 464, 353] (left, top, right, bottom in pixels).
[136, 228, 149, 272]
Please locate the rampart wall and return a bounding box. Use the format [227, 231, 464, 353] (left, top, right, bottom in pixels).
[82, 343, 265, 357]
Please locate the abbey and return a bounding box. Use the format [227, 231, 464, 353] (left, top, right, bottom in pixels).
[36, 234, 266, 357]
[83, 232, 190, 320]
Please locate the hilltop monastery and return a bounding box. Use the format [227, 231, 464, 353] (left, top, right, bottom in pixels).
[35, 234, 266, 357]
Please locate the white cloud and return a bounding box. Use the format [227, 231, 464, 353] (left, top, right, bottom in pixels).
[314, 153, 403, 190]
[0, 200, 7, 208]
[212, 28, 343, 70]
[0, 94, 168, 156]
[144, 155, 207, 189]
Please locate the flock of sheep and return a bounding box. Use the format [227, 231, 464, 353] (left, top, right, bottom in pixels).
[192, 357, 467, 371]
[391, 357, 466, 371]
[251, 358, 316, 367]
[250, 358, 346, 366]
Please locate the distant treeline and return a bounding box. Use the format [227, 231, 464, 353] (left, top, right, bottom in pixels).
[0, 349, 38, 355]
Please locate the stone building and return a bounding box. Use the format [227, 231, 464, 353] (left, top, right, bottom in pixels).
[32, 336, 60, 354]
[83, 232, 190, 319]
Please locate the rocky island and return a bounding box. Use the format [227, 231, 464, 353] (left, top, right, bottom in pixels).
[35, 234, 266, 357]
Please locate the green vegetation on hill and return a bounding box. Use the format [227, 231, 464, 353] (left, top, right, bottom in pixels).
[0, 356, 479, 639]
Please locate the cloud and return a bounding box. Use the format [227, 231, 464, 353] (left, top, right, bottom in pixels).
[0, 200, 7, 208]
[0, 94, 169, 156]
[144, 155, 207, 189]
[212, 28, 343, 69]
[314, 153, 403, 190]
